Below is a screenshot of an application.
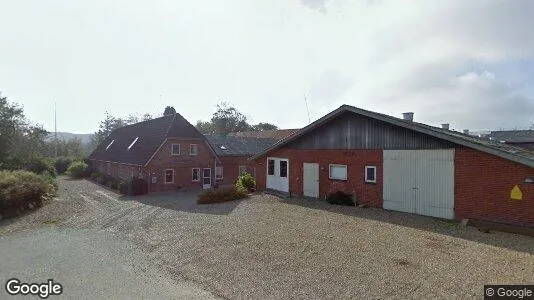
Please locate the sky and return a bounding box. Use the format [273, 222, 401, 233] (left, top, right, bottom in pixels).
[1, 0, 534, 134]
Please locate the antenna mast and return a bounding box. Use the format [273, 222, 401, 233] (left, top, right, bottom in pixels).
[54, 101, 58, 158]
[304, 94, 311, 124]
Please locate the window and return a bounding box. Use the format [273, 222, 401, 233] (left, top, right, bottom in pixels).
[127, 137, 139, 151]
[192, 168, 200, 182]
[279, 160, 288, 178]
[171, 143, 180, 155]
[365, 166, 377, 183]
[105, 140, 115, 150]
[329, 164, 347, 180]
[164, 169, 174, 184]
[151, 175, 157, 184]
[267, 159, 275, 175]
[239, 166, 247, 176]
[215, 166, 223, 180]
[189, 144, 198, 156]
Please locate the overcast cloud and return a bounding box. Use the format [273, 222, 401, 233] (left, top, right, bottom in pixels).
[1, 0, 533, 133]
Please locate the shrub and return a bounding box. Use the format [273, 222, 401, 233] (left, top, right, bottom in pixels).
[326, 191, 355, 206]
[236, 172, 255, 192]
[0, 170, 58, 216]
[67, 161, 88, 179]
[54, 157, 73, 174]
[23, 157, 57, 177]
[90, 172, 101, 181]
[198, 187, 247, 204]
[119, 176, 148, 196]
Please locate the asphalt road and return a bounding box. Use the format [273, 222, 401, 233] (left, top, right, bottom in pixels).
[0, 228, 217, 300]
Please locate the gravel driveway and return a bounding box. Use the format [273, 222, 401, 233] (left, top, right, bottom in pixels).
[1, 177, 533, 299]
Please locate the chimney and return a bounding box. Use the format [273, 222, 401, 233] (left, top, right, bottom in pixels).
[402, 112, 414, 121]
[441, 123, 450, 130]
[463, 129, 469, 135]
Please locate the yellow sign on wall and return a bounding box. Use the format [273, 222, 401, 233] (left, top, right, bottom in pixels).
[510, 185, 523, 201]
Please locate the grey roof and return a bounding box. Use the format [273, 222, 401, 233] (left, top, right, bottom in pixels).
[204, 135, 278, 156]
[89, 113, 205, 166]
[252, 104, 534, 168]
[489, 130, 534, 143]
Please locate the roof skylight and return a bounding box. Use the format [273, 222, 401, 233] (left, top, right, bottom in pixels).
[105, 140, 115, 150]
[220, 145, 227, 150]
[127, 137, 139, 151]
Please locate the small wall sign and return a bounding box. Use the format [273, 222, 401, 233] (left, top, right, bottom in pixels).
[510, 185, 523, 201]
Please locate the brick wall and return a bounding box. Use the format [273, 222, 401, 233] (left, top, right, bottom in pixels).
[255, 149, 383, 208]
[146, 138, 217, 191]
[217, 156, 257, 186]
[455, 148, 534, 227]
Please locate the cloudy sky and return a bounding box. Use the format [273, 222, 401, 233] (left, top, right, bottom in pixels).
[1, 0, 534, 133]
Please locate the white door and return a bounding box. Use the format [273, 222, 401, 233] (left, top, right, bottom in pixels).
[303, 163, 319, 198]
[266, 157, 289, 193]
[202, 168, 211, 189]
[383, 150, 455, 219]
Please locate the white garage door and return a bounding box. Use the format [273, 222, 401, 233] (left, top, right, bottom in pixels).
[383, 150, 455, 219]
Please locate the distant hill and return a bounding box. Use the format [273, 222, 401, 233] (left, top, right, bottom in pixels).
[47, 132, 93, 144]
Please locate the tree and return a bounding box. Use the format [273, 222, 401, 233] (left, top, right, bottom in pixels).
[196, 120, 215, 134]
[211, 102, 252, 134]
[91, 112, 127, 148]
[163, 106, 176, 116]
[142, 113, 152, 121]
[252, 122, 278, 131]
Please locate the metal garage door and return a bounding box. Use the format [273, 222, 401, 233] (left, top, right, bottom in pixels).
[383, 150, 455, 219]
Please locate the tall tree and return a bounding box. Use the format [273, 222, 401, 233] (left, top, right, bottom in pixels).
[163, 106, 176, 116]
[211, 102, 252, 134]
[142, 113, 152, 121]
[91, 112, 126, 147]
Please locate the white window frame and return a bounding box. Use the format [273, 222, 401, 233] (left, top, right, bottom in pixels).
[164, 169, 174, 184]
[215, 166, 223, 180]
[192, 168, 200, 182]
[171, 143, 180, 156]
[239, 165, 247, 176]
[189, 144, 198, 156]
[329, 164, 347, 181]
[267, 159, 275, 176]
[365, 166, 377, 183]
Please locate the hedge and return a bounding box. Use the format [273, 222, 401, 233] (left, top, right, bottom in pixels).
[0, 170, 57, 217]
[326, 191, 355, 206]
[198, 187, 247, 204]
[67, 161, 88, 179]
[119, 176, 148, 196]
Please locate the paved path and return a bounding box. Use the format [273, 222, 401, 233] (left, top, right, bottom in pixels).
[0, 228, 217, 300]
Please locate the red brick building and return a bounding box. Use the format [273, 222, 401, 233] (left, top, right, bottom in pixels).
[252, 105, 534, 227]
[88, 113, 281, 193]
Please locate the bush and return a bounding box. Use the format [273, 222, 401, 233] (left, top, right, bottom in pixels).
[67, 161, 88, 179]
[0, 170, 57, 216]
[326, 191, 355, 206]
[119, 176, 148, 196]
[23, 157, 57, 177]
[54, 157, 73, 174]
[198, 187, 247, 204]
[236, 172, 255, 192]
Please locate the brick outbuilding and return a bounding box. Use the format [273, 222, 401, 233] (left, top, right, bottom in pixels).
[252, 105, 534, 227]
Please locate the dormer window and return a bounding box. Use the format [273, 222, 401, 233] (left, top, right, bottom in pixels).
[127, 137, 139, 151]
[105, 140, 115, 150]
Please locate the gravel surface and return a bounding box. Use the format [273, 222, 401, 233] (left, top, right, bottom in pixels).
[1, 177, 533, 299]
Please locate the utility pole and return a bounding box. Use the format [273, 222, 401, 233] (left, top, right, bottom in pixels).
[54, 101, 58, 158]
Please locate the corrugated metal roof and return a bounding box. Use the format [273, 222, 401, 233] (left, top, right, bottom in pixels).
[489, 130, 534, 143]
[252, 105, 534, 168]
